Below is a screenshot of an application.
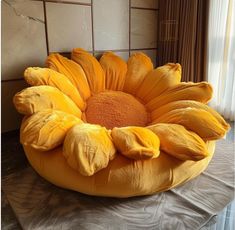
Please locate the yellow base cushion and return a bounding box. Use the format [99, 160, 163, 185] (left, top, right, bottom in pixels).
[23, 141, 215, 198]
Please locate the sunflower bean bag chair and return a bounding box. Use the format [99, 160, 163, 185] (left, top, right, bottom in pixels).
[13, 48, 230, 198]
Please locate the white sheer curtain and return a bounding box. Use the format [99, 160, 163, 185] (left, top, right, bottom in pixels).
[207, 0, 235, 121]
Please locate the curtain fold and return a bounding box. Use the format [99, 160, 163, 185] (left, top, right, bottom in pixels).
[207, 0, 235, 121]
[157, 0, 209, 82]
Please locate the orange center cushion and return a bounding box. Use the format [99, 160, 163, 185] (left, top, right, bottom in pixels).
[85, 91, 150, 130]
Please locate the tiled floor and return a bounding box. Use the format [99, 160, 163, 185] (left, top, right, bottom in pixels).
[1, 123, 234, 230]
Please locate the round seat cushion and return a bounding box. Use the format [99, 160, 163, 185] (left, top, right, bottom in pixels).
[24, 141, 215, 198]
[14, 49, 229, 198]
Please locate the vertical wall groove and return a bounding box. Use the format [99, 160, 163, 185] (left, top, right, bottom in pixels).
[91, 0, 95, 55]
[129, 0, 131, 57]
[157, 7, 160, 66]
[43, 0, 49, 55]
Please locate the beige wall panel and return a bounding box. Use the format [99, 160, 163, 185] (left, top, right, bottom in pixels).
[46, 3, 92, 52]
[131, 9, 157, 49]
[48, 0, 91, 3]
[93, 0, 129, 50]
[131, 0, 158, 9]
[1, 0, 47, 81]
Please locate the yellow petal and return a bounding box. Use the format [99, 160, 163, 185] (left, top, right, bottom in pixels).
[153, 108, 226, 140]
[151, 100, 230, 131]
[63, 123, 116, 176]
[146, 82, 213, 111]
[111, 126, 160, 160]
[123, 52, 153, 95]
[46, 53, 91, 100]
[99, 52, 127, 91]
[136, 63, 181, 102]
[20, 110, 82, 151]
[13, 86, 82, 118]
[24, 67, 85, 110]
[71, 48, 105, 94]
[147, 123, 208, 161]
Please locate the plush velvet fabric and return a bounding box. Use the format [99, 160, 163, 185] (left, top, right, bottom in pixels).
[23, 142, 215, 197]
[13, 49, 230, 197]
